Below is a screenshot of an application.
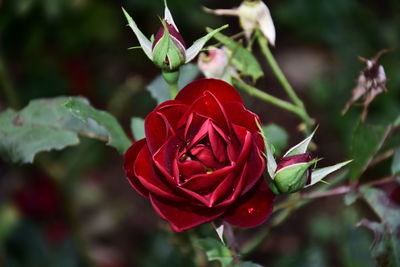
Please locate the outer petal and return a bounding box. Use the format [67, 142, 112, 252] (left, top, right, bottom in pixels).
[223, 181, 274, 228]
[134, 142, 184, 202]
[145, 100, 187, 154]
[175, 78, 242, 105]
[223, 102, 260, 133]
[123, 139, 150, 198]
[150, 195, 225, 232]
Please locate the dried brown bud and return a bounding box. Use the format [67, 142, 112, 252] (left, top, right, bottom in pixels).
[342, 49, 389, 121]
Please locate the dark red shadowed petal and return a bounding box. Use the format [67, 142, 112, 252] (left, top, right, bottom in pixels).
[223, 181, 274, 228]
[150, 195, 225, 232]
[176, 79, 242, 105]
[209, 123, 228, 163]
[153, 135, 182, 183]
[275, 152, 313, 172]
[178, 160, 206, 179]
[190, 145, 220, 169]
[124, 139, 149, 198]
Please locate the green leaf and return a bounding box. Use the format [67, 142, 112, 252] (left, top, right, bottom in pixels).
[0, 97, 109, 163]
[358, 186, 400, 266]
[306, 160, 352, 187]
[263, 123, 288, 156]
[64, 98, 131, 154]
[130, 117, 145, 140]
[147, 63, 199, 104]
[195, 238, 233, 267]
[349, 123, 392, 181]
[207, 29, 264, 81]
[284, 128, 316, 157]
[391, 147, 400, 175]
[185, 24, 228, 63]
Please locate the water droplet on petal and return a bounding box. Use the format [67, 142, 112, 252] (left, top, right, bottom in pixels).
[248, 207, 256, 214]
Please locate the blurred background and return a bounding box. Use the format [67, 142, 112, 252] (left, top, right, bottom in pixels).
[0, 0, 399, 266]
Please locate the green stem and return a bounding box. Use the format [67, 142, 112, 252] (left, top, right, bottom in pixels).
[162, 68, 180, 99]
[256, 31, 313, 131]
[0, 53, 20, 109]
[167, 83, 179, 99]
[233, 78, 306, 120]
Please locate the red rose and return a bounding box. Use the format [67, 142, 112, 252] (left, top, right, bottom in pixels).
[124, 79, 274, 232]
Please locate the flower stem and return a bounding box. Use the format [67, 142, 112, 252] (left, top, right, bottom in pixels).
[233, 78, 306, 120]
[256, 31, 313, 131]
[167, 83, 179, 99]
[162, 68, 180, 99]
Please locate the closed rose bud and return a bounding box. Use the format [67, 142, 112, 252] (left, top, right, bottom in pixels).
[262, 128, 352, 195]
[152, 20, 186, 70]
[271, 152, 316, 194]
[122, 1, 227, 71]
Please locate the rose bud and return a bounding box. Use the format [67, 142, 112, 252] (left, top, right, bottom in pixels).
[198, 46, 238, 83]
[122, 1, 228, 71]
[204, 0, 276, 45]
[151, 20, 186, 70]
[124, 79, 275, 232]
[261, 128, 352, 194]
[271, 152, 317, 194]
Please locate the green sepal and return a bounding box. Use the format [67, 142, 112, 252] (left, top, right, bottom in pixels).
[152, 20, 185, 70]
[273, 159, 319, 194]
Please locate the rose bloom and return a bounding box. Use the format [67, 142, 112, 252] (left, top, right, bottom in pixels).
[124, 79, 274, 232]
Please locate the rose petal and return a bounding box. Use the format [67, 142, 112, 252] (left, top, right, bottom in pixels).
[180, 165, 235, 195]
[187, 118, 210, 148]
[178, 160, 206, 180]
[223, 181, 274, 228]
[150, 195, 225, 232]
[190, 145, 220, 169]
[241, 137, 266, 194]
[145, 101, 186, 154]
[209, 123, 228, 163]
[223, 102, 260, 133]
[176, 78, 243, 105]
[135, 142, 184, 202]
[153, 136, 182, 183]
[188, 91, 230, 131]
[124, 139, 150, 198]
[156, 102, 189, 130]
[212, 138, 265, 207]
[183, 112, 207, 142]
